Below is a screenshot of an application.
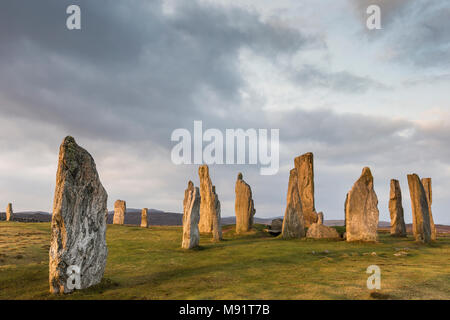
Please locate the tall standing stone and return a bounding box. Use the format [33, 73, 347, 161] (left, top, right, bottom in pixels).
[282, 169, 305, 239]
[407, 174, 432, 243]
[294, 152, 318, 227]
[421, 178, 436, 240]
[182, 181, 200, 249]
[6, 203, 13, 221]
[113, 200, 126, 225]
[198, 165, 222, 240]
[141, 208, 148, 228]
[49, 136, 108, 294]
[235, 173, 256, 233]
[389, 179, 406, 237]
[345, 167, 379, 242]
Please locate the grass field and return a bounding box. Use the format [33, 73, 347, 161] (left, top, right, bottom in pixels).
[0, 221, 449, 300]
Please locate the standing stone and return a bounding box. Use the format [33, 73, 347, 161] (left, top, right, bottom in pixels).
[6, 203, 13, 221]
[141, 208, 148, 228]
[317, 212, 324, 225]
[113, 200, 126, 225]
[198, 165, 222, 240]
[294, 152, 318, 227]
[182, 181, 200, 249]
[407, 174, 432, 243]
[281, 169, 306, 239]
[389, 179, 406, 237]
[49, 136, 108, 294]
[421, 178, 436, 240]
[235, 173, 256, 233]
[345, 167, 379, 242]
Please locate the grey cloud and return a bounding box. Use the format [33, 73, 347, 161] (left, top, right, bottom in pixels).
[290, 64, 388, 93]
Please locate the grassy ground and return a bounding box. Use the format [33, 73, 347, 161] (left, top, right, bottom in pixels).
[0, 221, 449, 300]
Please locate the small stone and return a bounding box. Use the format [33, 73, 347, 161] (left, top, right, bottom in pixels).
[113, 200, 126, 225]
[306, 223, 340, 239]
[140, 208, 148, 228]
[6, 203, 13, 221]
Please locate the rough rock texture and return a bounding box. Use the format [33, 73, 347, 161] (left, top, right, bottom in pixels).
[6, 203, 13, 221]
[113, 200, 126, 225]
[49, 136, 108, 294]
[235, 173, 256, 233]
[198, 165, 222, 240]
[182, 181, 201, 249]
[389, 179, 406, 237]
[407, 174, 432, 243]
[269, 218, 283, 234]
[294, 152, 318, 227]
[317, 212, 324, 225]
[306, 223, 340, 239]
[281, 169, 306, 239]
[421, 178, 436, 240]
[345, 167, 379, 242]
[140, 208, 148, 228]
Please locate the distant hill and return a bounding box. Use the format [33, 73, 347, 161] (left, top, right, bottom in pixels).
[1, 211, 449, 233]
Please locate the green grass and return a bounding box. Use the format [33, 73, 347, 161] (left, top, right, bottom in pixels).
[0, 221, 449, 300]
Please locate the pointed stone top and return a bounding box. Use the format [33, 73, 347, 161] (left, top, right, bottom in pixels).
[237, 172, 243, 180]
[360, 167, 373, 181]
[188, 180, 194, 188]
[63, 136, 76, 144]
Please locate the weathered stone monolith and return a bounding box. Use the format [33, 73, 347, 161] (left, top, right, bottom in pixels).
[294, 152, 318, 227]
[235, 173, 256, 233]
[113, 200, 126, 225]
[317, 212, 324, 225]
[6, 203, 13, 221]
[49, 136, 108, 294]
[198, 165, 222, 240]
[407, 174, 431, 243]
[141, 208, 148, 228]
[182, 181, 201, 249]
[345, 167, 379, 242]
[281, 168, 306, 239]
[421, 178, 436, 240]
[389, 179, 406, 237]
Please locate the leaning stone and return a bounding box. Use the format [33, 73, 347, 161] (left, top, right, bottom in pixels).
[294, 152, 318, 226]
[182, 181, 201, 249]
[345, 167, 379, 242]
[421, 178, 436, 240]
[198, 165, 222, 240]
[389, 179, 407, 237]
[306, 223, 340, 239]
[281, 168, 306, 239]
[141, 208, 149, 228]
[407, 174, 432, 243]
[113, 200, 126, 225]
[6, 203, 13, 221]
[49, 136, 108, 294]
[235, 173, 256, 233]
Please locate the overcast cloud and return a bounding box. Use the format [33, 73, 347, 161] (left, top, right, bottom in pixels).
[0, 0, 449, 224]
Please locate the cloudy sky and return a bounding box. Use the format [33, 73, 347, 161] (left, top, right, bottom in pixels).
[1, 0, 449, 224]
